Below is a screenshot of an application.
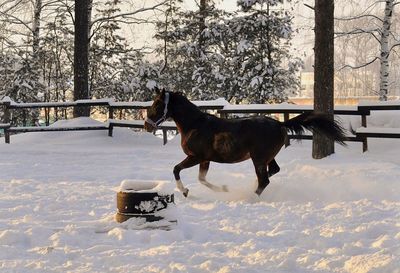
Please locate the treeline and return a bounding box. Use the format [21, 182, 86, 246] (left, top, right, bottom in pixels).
[0, 0, 301, 111]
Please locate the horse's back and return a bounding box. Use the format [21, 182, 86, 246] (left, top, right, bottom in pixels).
[182, 115, 286, 163]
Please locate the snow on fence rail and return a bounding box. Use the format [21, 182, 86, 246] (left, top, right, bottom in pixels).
[1, 97, 400, 151]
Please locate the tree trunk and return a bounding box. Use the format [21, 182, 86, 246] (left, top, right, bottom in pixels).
[379, 0, 393, 101]
[198, 0, 207, 50]
[74, 0, 92, 117]
[32, 0, 42, 67]
[312, 0, 335, 159]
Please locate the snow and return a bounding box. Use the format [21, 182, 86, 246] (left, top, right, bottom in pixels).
[223, 102, 313, 111]
[109, 101, 153, 108]
[356, 127, 400, 135]
[0, 96, 12, 103]
[119, 180, 173, 195]
[191, 98, 229, 107]
[222, 103, 358, 112]
[359, 100, 400, 107]
[146, 80, 157, 90]
[108, 119, 176, 129]
[75, 98, 115, 104]
[0, 117, 399, 272]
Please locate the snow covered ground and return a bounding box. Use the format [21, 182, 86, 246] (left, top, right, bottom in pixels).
[0, 117, 399, 273]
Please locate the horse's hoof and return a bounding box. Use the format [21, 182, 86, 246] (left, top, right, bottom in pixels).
[222, 185, 229, 192]
[183, 189, 189, 198]
[255, 188, 263, 196]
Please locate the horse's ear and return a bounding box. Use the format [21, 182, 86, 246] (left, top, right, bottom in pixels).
[154, 86, 160, 95]
[161, 88, 166, 98]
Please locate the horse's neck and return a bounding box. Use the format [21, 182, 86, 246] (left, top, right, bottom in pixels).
[170, 97, 205, 133]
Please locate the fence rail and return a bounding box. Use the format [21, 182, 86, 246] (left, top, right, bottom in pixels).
[1, 97, 400, 151]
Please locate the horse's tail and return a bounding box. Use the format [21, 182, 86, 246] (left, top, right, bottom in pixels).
[282, 112, 347, 146]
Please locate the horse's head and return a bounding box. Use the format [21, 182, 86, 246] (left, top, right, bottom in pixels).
[144, 87, 171, 132]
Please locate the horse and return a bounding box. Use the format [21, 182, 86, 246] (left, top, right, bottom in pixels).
[144, 88, 347, 197]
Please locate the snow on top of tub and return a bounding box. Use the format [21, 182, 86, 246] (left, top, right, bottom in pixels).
[119, 179, 173, 194]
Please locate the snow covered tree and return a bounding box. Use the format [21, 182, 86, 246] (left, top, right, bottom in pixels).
[155, 0, 229, 99]
[41, 8, 74, 122]
[89, 0, 159, 104]
[232, 0, 302, 103]
[155, 0, 301, 103]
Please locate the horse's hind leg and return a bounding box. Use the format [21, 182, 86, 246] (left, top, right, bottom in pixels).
[198, 161, 228, 192]
[268, 159, 280, 178]
[173, 156, 201, 197]
[252, 158, 270, 196]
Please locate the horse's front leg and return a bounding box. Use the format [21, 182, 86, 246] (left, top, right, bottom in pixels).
[173, 156, 201, 197]
[198, 161, 228, 192]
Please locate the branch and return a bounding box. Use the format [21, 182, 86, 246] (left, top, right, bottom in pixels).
[389, 43, 400, 53]
[90, 1, 167, 27]
[0, 0, 25, 13]
[335, 14, 383, 23]
[335, 28, 381, 43]
[338, 56, 380, 70]
[0, 10, 33, 32]
[357, 0, 388, 16]
[303, 3, 314, 10]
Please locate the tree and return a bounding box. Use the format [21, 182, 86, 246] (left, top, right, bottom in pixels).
[335, 0, 400, 101]
[232, 0, 302, 103]
[312, 0, 335, 159]
[74, 0, 92, 117]
[155, 0, 225, 99]
[155, 0, 300, 103]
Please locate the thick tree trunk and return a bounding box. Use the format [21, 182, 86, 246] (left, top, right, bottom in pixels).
[379, 0, 393, 101]
[74, 0, 91, 117]
[312, 0, 335, 159]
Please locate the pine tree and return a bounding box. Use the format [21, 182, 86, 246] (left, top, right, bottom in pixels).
[155, 0, 229, 99]
[232, 0, 302, 103]
[155, 0, 301, 103]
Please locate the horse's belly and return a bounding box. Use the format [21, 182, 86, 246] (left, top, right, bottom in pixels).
[225, 152, 251, 163]
[211, 132, 250, 163]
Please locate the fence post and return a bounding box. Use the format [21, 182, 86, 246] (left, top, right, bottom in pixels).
[108, 124, 114, 137]
[361, 114, 368, 152]
[3, 101, 10, 144]
[109, 106, 114, 120]
[162, 128, 168, 145]
[284, 112, 290, 147]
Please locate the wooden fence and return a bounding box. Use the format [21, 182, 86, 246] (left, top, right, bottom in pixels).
[1, 97, 400, 151]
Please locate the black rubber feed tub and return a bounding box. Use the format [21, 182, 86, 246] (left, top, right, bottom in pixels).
[116, 181, 175, 223]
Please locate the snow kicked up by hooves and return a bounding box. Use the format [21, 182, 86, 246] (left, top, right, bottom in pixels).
[0, 117, 399, 273]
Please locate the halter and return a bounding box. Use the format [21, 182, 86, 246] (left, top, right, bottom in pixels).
[145, 92, 170, 129]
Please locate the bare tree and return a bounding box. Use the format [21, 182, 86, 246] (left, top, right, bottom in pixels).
[336, 0, 400, 101]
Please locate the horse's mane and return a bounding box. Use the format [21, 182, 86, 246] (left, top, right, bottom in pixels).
[170, 92, 200, 112]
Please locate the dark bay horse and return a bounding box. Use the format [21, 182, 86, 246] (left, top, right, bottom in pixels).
[144, 89, 347, 197]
